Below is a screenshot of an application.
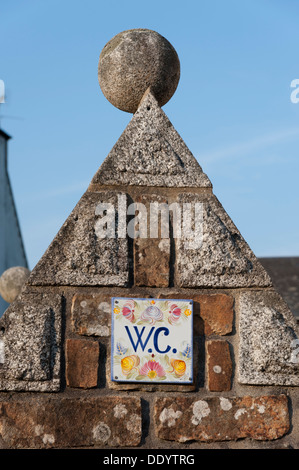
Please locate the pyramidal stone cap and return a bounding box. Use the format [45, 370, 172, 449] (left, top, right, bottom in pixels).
[96, 29, 211, 188]
[98, 29, 180, 113]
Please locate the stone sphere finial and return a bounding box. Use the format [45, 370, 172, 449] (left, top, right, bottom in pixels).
[98, 29, 180, 113]
[0, 267, 30, 304]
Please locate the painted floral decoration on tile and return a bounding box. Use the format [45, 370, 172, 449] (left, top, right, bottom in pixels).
[112, 298, 193, 383]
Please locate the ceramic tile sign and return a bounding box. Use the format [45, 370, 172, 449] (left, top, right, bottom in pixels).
[111, 298, 193, 384]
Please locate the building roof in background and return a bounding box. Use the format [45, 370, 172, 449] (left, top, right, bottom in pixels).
[259, 257, 299, 321]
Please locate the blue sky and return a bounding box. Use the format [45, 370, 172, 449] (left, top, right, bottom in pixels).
[1, 0, 299, 269]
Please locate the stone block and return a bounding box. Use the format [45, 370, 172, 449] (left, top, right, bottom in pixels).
[154, 395, 289, 442]
[0, 397, 142, 448]
[71, 293, 111, 337]
[238, 290, 299, 386]
[0, 289, 62, 391]
[175, 193, 272, 288]
[66, 339, 99, 389]
[157, 292, 204, 336]
[206, 340, 232, 391]
[134, 193, 170, 287]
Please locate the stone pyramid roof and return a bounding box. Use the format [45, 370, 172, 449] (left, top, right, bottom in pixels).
[91, 91, 212, 188]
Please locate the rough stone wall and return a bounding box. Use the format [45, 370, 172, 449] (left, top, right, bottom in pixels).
[0, 92, 298, 449]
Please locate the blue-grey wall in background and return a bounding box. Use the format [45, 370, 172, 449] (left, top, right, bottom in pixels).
[0, 128, 28, 316]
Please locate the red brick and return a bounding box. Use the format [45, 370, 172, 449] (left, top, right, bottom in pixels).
[133, 194, 170, 287]
[206, 340, 232, 391]
[66, 339, 99, 389]
[194, 294, 234, 336]
[106, 340, 199, 393]
[0, 397, 142, 448]
[154, 395, 289, 442]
